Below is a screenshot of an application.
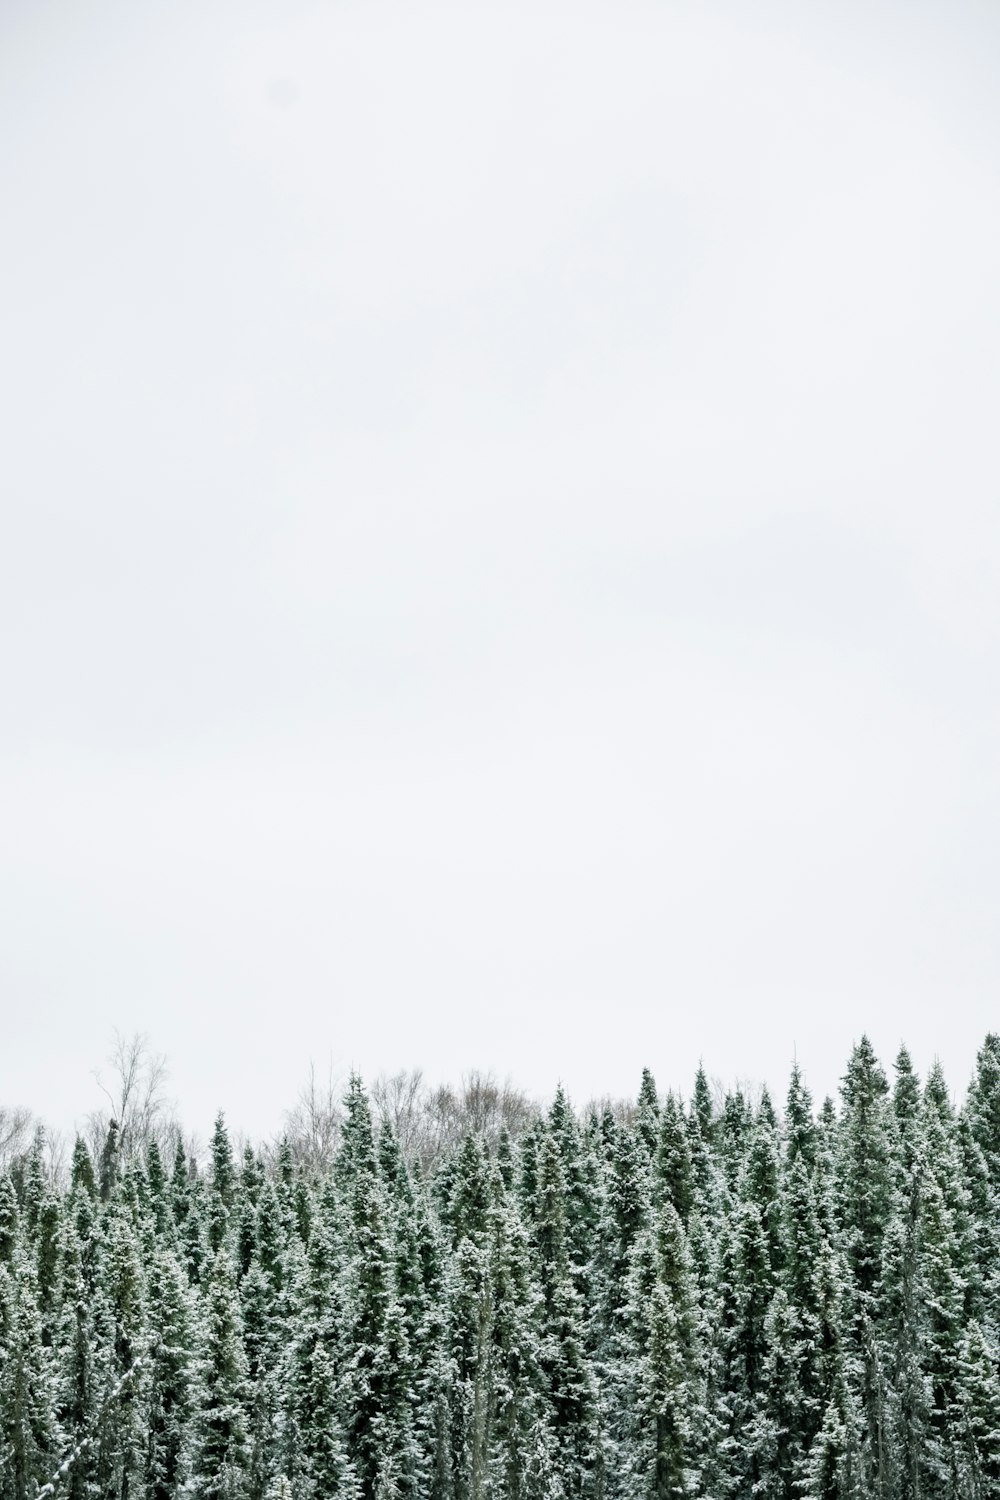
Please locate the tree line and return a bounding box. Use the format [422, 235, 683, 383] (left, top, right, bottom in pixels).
[1, 1034, 999, 1500]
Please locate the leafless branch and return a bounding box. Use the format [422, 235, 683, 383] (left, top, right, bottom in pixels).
[0, 1104, 33, 1169]
[282, 1059, 344, 1173]
[90, 1030, 174, 1160]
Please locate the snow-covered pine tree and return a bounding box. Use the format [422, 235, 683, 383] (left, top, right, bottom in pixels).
[144, 1248, 196, 1500]
[654, 1093, 694, 1226]
[192, 1248, 251, 1500]
[779, 1063, 834, 1490]
[621, 1197, 703, 1500]
[92, 1201, 148, 1500]
[591, 1114, 651, 1490]
[0, 1246, 58, 1500]
[339, 1077, 413, 1500]
[446, 1133, 495, 1500]
[53, 1216, 99, 1500]
[954, 1318, 1000, 1498]
[532, 1129, 595, 1496]
[0, 1174, 19, 1270]
[486, 1158, 555, 1500]
[635, 1070, 660, 1163]
[837, 1037, 895, 1500]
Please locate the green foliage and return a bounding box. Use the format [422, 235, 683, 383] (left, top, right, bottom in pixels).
[2, 1038, 998, 1500]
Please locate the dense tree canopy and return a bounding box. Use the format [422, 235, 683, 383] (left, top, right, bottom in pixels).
[1, 1036, 998, 1500]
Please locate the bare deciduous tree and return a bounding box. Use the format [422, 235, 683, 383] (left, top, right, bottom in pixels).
[88, 1030, 175, 1160]
[371, 1067, 537, 1173]
[583, 1095, 637, 1127]
[370, 1068, 426, 1156]
[46, 1129, 69, 1185]
[458, 1071, 535, 1139]
[0, 1105, 34, 1170]
[282, 1060, 344, 1173]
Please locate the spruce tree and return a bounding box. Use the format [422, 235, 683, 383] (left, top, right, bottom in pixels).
[100, 1119, 121, 1204]
[533, 1131, 595, 1495]
[622, 1198, 703, 1500]
[955, 1319, 1000, 1498]
[144, 1250, 196, 1500]
[779, 1066, 833, 1485]
[446, 1136, 495, 1500]
[636, 1069, 660, 1161]
[0, 1174, 18, 1267]
[965, 1034, 1000, 1191]
[92, 1203, 148, 1500]
[54, 1217, 99, 1500]
[193, 1249, 251, 1499]
[339, 1078, 413, 1500]
[0, 1250, 58, 1500]
[837, 1038, 894, 1500]
[654, 1093, 695, 1225]
[487, 1160, 553, 1500]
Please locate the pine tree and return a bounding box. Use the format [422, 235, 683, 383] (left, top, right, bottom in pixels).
[339, 1078, 413, 1500]
[280, 1230, 358, 1500]
[720, 1090, 752, 1196]
[240, 1257, 278, 1500]
[591, 1115, 651, 1491]
[779, 1066, 833, 1486]
[786, 1064, 818, 1172]
[193, 1249, 250, 1499]
[487, 1160, 552, 1500]
[962, 1035, 1000, 1331]
[839, 1039, 893, 1309]
[533, 1131, 595, 1495]
[636, 1069, 660, 1161]
[0, 1250, 58, 1500]
[381, 1128, 443, 1498]
[548, 1087, 599, 1300]
[965, 1034, 1000, 1191]
[0, 1173, 18, 1267]
[206, 1115, 235, 1255]
[654, 1093, 695, 1225]
[622, 1198, 703, 1500]
[447, 1136, 495, 1500]
[305, 1337, 360, 1498]
[254, 1178, 287, 1300]
[955, 1319, 1000, 1499]
[35, 1187, 62, 1341]
[145, 1141, 174, 1248]
[715, 1196, 776, 1499]
[100, 1119, 121, 1204]
[882, 1045, 927, 1500]
[745, 1092, 784, 1279]
[92, 1202, 148, 1500]
[837, 1038, 894, 1500]
[805, 1357, 865, 1500]
[687, 1066, 717, 1210]
[144, 1249, 196, 1500]
[757, 1287, 809, 1500]
[70, 1137, 97, 1201]
[54, 1217, 99, 1500]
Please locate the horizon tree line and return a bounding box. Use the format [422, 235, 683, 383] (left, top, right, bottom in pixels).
[1, 1033, 999, 1500]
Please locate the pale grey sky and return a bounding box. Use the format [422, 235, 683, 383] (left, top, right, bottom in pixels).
[2, 0, 999, 1143]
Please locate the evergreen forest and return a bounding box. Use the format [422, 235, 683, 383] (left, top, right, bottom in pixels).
[2, 1034, 1000, 1500]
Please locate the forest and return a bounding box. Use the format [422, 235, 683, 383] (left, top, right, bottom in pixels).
[1, 1034, 999, 1500]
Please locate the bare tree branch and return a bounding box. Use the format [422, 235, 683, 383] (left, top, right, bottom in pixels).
[371, 1067, 537, 1174]
[0, 1105, 33, 1169]
[282, 1059, 344, 1174]
[89, 1030, 174, 1160]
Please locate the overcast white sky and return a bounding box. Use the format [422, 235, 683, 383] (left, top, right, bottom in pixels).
[2, 0, 999, 1143]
